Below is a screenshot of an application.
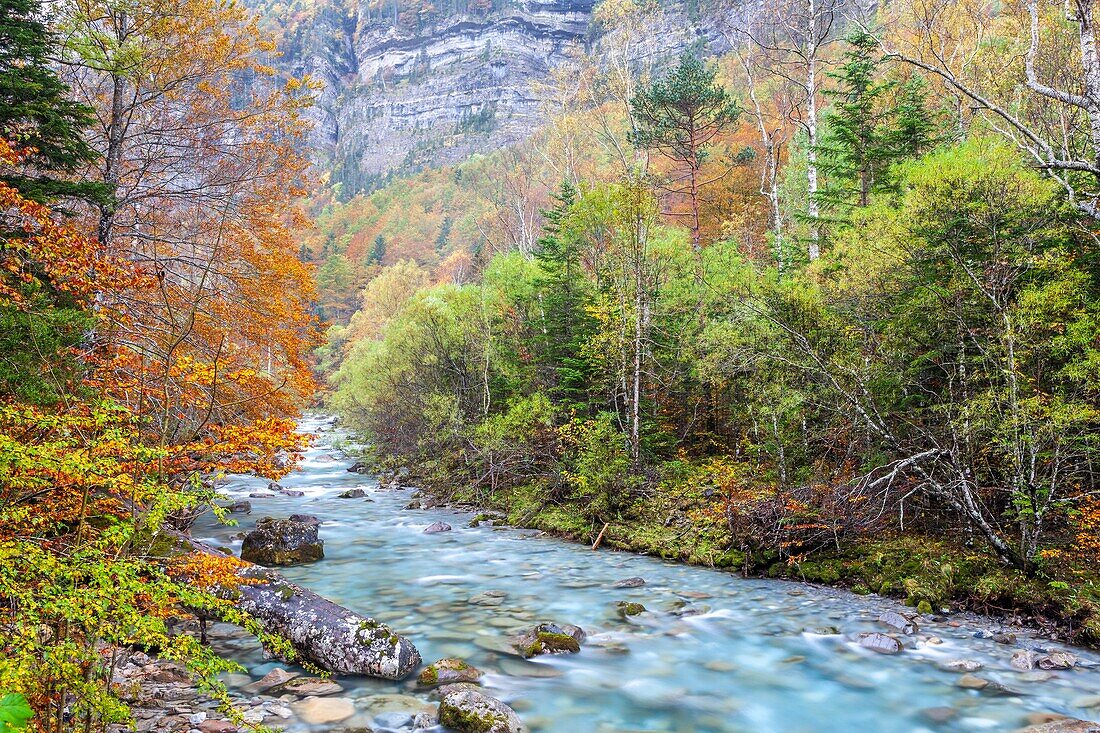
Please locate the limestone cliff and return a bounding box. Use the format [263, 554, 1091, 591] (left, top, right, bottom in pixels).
[246, 0, 728, 195]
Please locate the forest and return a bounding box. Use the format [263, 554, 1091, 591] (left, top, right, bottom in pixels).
[4, 0, 1100, 731]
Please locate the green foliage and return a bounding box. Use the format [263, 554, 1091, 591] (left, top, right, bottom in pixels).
[0, 0, 110, 204]
[0, 693, 32, 732]
[629, 52, 740, 168]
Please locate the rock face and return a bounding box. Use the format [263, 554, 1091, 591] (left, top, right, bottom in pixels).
[438, 687, 527, 733]
[514, 623, 585, 658]
[243, 0, 733, 190]
[240, 517, 324, 566]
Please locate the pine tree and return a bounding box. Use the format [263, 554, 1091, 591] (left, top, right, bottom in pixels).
[533, 180, 595, 412]
[0, 0, 108, 204]
[889, 75, 938, 162]
[816, 29, 895, 212]
[629, 53, 740, 252]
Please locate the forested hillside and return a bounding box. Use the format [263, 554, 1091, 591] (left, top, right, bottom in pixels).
[329, 0, 1100, 636]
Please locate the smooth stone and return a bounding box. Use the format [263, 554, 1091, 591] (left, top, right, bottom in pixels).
[1018, 720, 1100, 733]
[1013, 650, 1041, 670]
[940, 659, 984, 673]
[291, 697, 356, 725]
[424, 522, 452, 534]
[373, 711, 414, 728]
[879, 611, 918, 635]
[280, 677, 343, 696]
[469, 591, 507, 606]
[242, 667, 299, 694]
[920, 707, 958, 724]
[1021, 671, 1056, 682]
[418, 658, 483, 688]
[855, 632, 903, 654]
[957, 674, 989, 690]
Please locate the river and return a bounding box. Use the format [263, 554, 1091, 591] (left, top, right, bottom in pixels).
[193, 416, 1100, 733]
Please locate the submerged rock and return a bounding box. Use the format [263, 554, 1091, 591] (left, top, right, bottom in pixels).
[424, 522, 452, 534]
[226, 501, 251, 514]
[279, 677, 343, 696]
[240, 517, 324, 566]
[616, 601, 646, 618]
[418, 658, 483, 688]
[513, 623, 585, 658]
[438, 687, 527, 733]
[940, 659, 983, 673]
[291, 697, 355, 725]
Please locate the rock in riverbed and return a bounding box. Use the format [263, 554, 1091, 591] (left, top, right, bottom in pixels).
[613, 577, 646, 588]
[438, 687, 527, 733]
[878, 611, 918, 635]
[240, 516, 324, 566]
[855, 632, 903, 655]
[338, 488, 366, 499]
[514, 623, 585, 658]
[425, 522, 452, 534]
[418, 658, 483, 688]
[1019, 719, 1100, 732]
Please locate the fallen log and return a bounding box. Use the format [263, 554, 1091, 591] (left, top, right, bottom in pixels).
[167, 532, 422, 680]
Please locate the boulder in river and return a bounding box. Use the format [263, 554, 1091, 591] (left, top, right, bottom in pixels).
[338, 488, 366, 499]
[613, 577, 646, 588]
[438, 687, 527, 733]
[348, 461, 369, 473]
[855, 632, 903, 655]
[1013, 650, 1041, 670]
[418, 658, 483, 688]
[616, 601, 646, 618]
[225, 501, 251, 514]
[1038, 651, 1079, 670]
[424, 522, 452, 534]
[240, 516, 324, 566]
[514, 623, 585, 658]
[878, 611, 918, 635]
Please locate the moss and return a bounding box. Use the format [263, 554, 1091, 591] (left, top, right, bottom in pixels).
[617, 601, 646, 617]
[418, 666, 439, 685]
[439, 704, 499, 733]
[276, 585, 295, 602]
[917, 600, 933, 614]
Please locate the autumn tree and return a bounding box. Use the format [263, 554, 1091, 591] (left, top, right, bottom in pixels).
[629, 53, 740, 252]
[60, 0, 321, 456]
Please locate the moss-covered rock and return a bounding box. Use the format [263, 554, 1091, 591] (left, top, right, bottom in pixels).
[513, 623, 585, 658]
[616, 601, 646, 618]
[438, 688, 527, 733]
[417, 658, 482, 688]
[240, 516, 324, 566]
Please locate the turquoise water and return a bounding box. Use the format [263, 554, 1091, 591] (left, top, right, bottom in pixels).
[195, 417, 1100, 732]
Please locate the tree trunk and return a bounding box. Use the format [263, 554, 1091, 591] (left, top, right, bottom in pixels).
[171, 533, 422, 679]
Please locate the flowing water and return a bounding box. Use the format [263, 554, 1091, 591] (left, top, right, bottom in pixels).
[194, 417, 1100, 733]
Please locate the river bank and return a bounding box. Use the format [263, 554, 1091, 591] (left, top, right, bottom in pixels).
[377, 465, 1100, 648]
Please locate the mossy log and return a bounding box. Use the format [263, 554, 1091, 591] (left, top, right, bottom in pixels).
[168, 531, 421, 679]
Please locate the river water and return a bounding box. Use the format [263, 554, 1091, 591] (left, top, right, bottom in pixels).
[194, 416, 1100, 733]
